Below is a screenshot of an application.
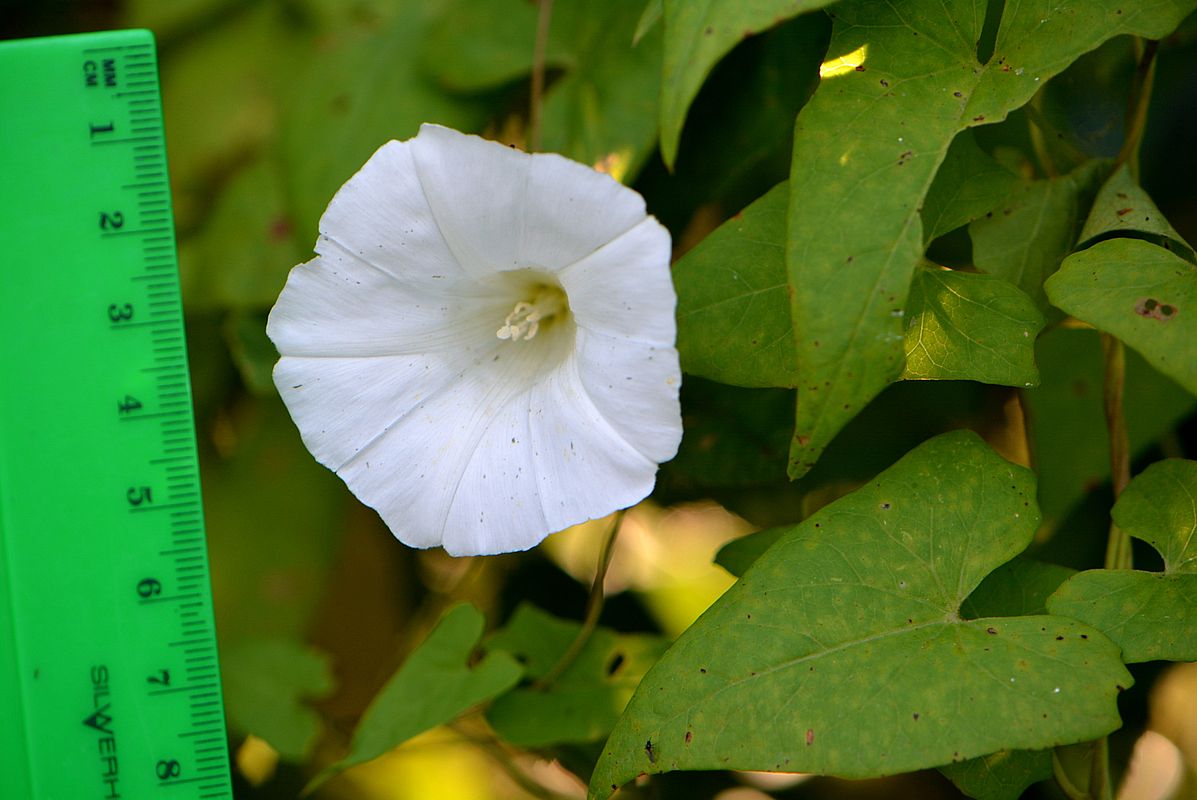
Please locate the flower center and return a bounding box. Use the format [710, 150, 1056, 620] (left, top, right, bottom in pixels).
[496, 284, 567, 342]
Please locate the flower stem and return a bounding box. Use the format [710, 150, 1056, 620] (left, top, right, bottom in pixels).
[529, 0, 555, 152]
[1052, 750, 1090, 800]
[533, 510, 624, 689]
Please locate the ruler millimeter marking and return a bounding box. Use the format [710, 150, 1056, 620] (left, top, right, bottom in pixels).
[0, 30, 232, 799]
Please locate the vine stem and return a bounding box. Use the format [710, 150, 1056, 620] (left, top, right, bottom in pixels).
[533, 510, 624, 689]
[529, 0, 554, 152]
[1101, 334, 1132, 570]
[1115, 39, 1158, 180]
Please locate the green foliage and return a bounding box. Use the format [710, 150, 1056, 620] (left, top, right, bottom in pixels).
[484, 605, 669, 747]
[1047, 238, 1197, 394]
[221, 639, 335, 761]
[658, 0, 835, 167]
[902, 265, 1045, 386]
[590, 432, 1131, 797]
[83, 0, 1197, 796]
[315, 604, 522, 787]
[1048, 460, 1197, 662]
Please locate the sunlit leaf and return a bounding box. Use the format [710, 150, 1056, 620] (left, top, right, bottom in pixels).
[1046, 238, 1197, 395]
[903, 265, 1045, 386]
[785, 0, 1194, 478]
[969, 159, 1106, 309]
[222, 638, 334, 761]
[1048, 460, 1197, 662]
[658, 0, 835, 167]
[921, 130, 1022, 244]
[315, 604, 522, 786]
[484, 605, 668, 747]
[1078, 163, 1195, 260]
[589, 432, 1131, 797]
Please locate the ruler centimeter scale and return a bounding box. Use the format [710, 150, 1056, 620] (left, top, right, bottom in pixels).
[0, 30, 232, 799]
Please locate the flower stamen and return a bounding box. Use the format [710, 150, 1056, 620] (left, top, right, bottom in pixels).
[496, 285, 566, 341]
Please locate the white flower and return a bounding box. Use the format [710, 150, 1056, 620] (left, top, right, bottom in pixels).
[267, 124, 682, 557]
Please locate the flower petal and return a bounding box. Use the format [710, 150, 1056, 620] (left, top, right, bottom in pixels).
[575, 328, 682, 465]
[266, 251, 506, 358]
[326, 340, 572, 554]
[557, 217, 676, 346]
[520, 150, 648, 270]
[315, 139, 466, 284]
[410, 124, 649, 275]
[521, 356, 661, 538]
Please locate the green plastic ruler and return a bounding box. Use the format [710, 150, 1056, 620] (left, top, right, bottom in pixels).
[0, 30, 232, 799]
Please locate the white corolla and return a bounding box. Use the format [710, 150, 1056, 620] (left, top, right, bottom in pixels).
[267, 124, 682, 556]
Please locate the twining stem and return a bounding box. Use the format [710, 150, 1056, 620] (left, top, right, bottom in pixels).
[1052, 750, 1090, 800]
[533, 510, 624, 689]
[1115, 39, 1159, 180]
[1027, 91, 1059, 179]
[529, 0, 555, 152]
[1089, 738, 1113, 800]
[1101, 333, 1132, 571]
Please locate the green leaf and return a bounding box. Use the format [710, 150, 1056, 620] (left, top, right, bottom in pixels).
[1078, 163, 1195, 260]
[942, 558, 1073, 800]
[279, 1, 491, 238]
[634, 0, 663, 45]
[659, 0, 835, 167]
[1024, 327, 1196, 529]
[938, 749, 1051, 800]
[969, 159, 1106, 309]
[221, 639, 334, 761]
[316, 604, 522, 785]
[1047, 460, 1197, 662]
[675, 183, 796, 387]
[715, 527, 787, 577]
[1045, 238, 1197, 396]
[483, 605, 668, 748]
[902, 265, 1045, 386]
[664, 381, 793, 488]
[422, 0, 662, 180]
[785, 0, 1194, 478]
[589, 431, 1131, 797]
[921, 131, 1022, 244]
[962, 557, 1076, 619]
[181, 156, 303, 311]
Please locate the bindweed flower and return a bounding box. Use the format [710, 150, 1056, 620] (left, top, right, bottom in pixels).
[267, 124, 682, 556]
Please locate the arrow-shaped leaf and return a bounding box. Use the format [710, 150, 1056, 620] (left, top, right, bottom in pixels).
[590, 431, 1131, 798]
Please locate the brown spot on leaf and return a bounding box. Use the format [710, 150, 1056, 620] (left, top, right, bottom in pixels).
[987, 627, 998, 635]
[1136, 297, 1178, 321]
[1117, 207, 1134, 216]
[685, 731, 693, 744]
[806, 729, 815, 745]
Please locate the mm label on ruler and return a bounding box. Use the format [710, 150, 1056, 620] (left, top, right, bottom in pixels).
[0, 30, 231, 799]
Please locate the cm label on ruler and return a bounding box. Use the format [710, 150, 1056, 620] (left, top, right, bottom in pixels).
[0, 29, 232, 799]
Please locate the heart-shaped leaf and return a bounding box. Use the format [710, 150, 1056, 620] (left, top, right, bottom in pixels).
[589, 431, 1131, 798]
[1047, 460, 1197, 663]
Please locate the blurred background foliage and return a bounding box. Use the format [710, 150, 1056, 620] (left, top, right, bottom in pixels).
[5, 1, 1197, 798]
